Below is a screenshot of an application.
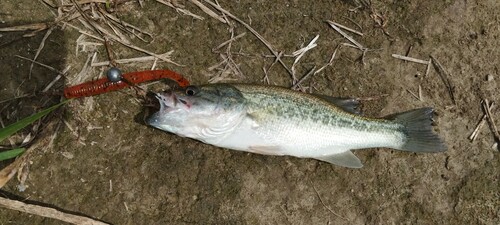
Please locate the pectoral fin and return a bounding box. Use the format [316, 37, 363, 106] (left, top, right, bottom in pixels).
[314, 151, 363, 168]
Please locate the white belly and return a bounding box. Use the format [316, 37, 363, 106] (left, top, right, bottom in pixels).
[206, 117, 404, 158]
[208, 117, 281, 154]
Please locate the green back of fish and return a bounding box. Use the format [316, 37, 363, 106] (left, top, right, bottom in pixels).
[230, 84, 399, 133]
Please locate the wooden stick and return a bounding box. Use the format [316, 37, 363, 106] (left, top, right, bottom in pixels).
[0, 196, 109, 225]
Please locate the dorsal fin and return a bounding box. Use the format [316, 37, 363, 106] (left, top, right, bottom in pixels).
[314, 95, 361, 115]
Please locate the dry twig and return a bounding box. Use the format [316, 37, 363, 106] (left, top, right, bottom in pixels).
[406, 85, 423, 102]
[418, 85, 423, 101]
[69, 0, 181, 66]
[425, 59, 432, 77]
[262, 66, 270, 84]
[309, 180, 348, 221]
[430, 55, 456, 104]
[29, 27, 55, 79]
[208, 28, 245, 82]
[0, 23, 49, 32]
[156, 0, 204, 20]
[14, 55, 65, 75]
[314, 45, 340, 75]
[407, 89, 420, 101]
[189, 0, 225, 23]
[469, 101, 495, 142]
[327, 21, 363, 36]
[327, 20, 365, 50]
[291, 35, 319, 83]
[97, 7, 153, 42]
[0, 197, 109, 225]
[391, 54, 429, 65]
[292, 35, 319, 66]
[291, 45, 340, 90]
[212, 32, 246, 51]
[203, 0, 296, 82]
[91, 51, 174, 66]
[291, 66, 316, 90]
[482, 99, 500, 147]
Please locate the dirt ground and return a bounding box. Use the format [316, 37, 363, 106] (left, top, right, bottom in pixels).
[1, 0, 499, 224]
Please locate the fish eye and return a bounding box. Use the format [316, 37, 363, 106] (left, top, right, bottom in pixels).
[185, 86, 199, 96]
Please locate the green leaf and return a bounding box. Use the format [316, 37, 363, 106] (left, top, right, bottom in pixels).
[0, 100, 68, 143]
[0, 148, 25, 161]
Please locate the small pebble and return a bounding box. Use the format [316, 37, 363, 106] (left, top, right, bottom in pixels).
[17, 184, 27, 192]
[61, 152, 74, 159]
[486, 74, 494, 82]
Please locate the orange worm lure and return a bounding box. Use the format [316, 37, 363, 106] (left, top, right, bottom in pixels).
[63, 69, 190, 99]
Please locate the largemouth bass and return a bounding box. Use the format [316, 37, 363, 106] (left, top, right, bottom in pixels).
[147, 84, 446, 168]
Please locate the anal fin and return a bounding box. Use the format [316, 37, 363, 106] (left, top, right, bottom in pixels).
[314, 151, 363, 168]
[249, 145, 283, 155]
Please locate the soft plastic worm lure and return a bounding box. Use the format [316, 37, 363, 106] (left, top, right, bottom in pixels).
[63, 69, 190, 99]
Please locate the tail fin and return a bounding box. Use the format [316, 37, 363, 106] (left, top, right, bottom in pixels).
[390, 108, 447, 152]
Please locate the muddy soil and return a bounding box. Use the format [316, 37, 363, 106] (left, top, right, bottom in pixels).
[1, 0, 499, 224]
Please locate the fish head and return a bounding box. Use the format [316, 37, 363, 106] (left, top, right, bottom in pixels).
[147, 84, 246, 138]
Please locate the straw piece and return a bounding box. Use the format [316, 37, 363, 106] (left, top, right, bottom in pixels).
[391, 54, 429, 65]
[327, 20, 364, 50]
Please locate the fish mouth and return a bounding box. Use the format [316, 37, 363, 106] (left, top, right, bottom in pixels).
[146, 91, 177, 127]
[154, 91, 178, 112]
